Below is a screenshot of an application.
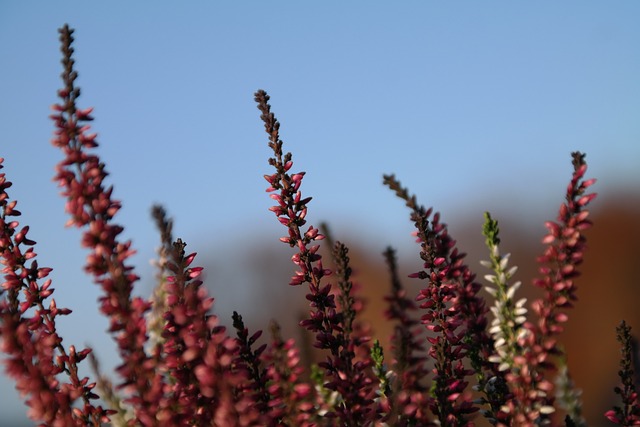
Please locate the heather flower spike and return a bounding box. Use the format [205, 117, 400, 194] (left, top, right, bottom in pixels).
[371, 340, 391, 399]
[479, 211, 525, 423]
[321, 222, 373, 368]
[160, 239, 259, 425]
[1, 161, 110, 425]
[606, 321, 640, 426]
[257, 90, 376, 424]
[50, 25, 257, 425]
[262, 321, 317, 426]
[382, 246, 431, 425]
[384, 174, 494, 426]
[50, 25, 164, 423]
[504, 151, 596, 425]
[231, 311, 273, 418]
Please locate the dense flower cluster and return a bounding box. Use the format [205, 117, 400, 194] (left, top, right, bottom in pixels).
[50, 26, 158, 421]
[383, 175, 499, 426]
[1, 156, 111, 426]
[1, 24, 638, 427]
[498, 152, 597, 426]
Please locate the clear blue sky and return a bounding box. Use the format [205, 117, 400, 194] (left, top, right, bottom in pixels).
[1, 2, 639, 423]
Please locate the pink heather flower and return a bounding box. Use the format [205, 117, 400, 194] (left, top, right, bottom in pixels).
[320, 224, 373, 367]
[262, 321, 318, 426]
[49, 26, 164, 423]
[384, 174, 496, 426]
[384, 175, 499, 426]
[232, 310, 281, 424]
[158, 239, 260, 425]
[505, 152, 596, 426]
[0, 157, 111, 425]
[256, 89, 377, 424]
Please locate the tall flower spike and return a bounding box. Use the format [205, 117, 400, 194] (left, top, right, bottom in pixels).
[504, 151, 596, 425]
[384, 174, 494, 426]
[321, 222, 373, 367]
[256, 90, 376, 424]
[479, 212, 523, 423]
[232, 311, 275, 422]
[382, 246, 431, 426]
[531, 152, 597, 337]
[50, 25, 163, 424]
[605, 321, 640, 426]
[0, 157, 110, 425]
[371, 339, 392, 400]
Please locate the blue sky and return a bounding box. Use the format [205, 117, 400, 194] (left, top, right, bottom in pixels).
[1, 2, 639, 423]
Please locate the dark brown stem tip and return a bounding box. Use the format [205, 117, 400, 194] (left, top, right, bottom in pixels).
[59, 24, 74, 37]
[254, 89, 269, 104]
[571, 151, 586, 170]
[58, 25, 75, 53]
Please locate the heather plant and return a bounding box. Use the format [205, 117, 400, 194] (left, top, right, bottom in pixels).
[1, 24, 640, 426]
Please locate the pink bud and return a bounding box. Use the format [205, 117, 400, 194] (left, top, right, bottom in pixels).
[184, 252, 197, 266]
[433, 257, 446, 267]
[541, 234, 555, 244]
[188, 267, 204, 279]
[37, 268, 53, 279]
[577, 193, 596, 206]
[278, 217, 289, 225]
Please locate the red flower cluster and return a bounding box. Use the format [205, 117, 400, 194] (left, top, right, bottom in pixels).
[1, 160, 110, 425]
[383, 175, 498, 426]
[257, 89, 377, 425]
[502, 152, 597, 426]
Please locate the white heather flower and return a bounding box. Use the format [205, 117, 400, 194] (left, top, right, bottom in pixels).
[539, 405, 556, 415]
[481, 213, 529, 375]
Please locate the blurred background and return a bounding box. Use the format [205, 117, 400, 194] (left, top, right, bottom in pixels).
[1, 1, 639, 425]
